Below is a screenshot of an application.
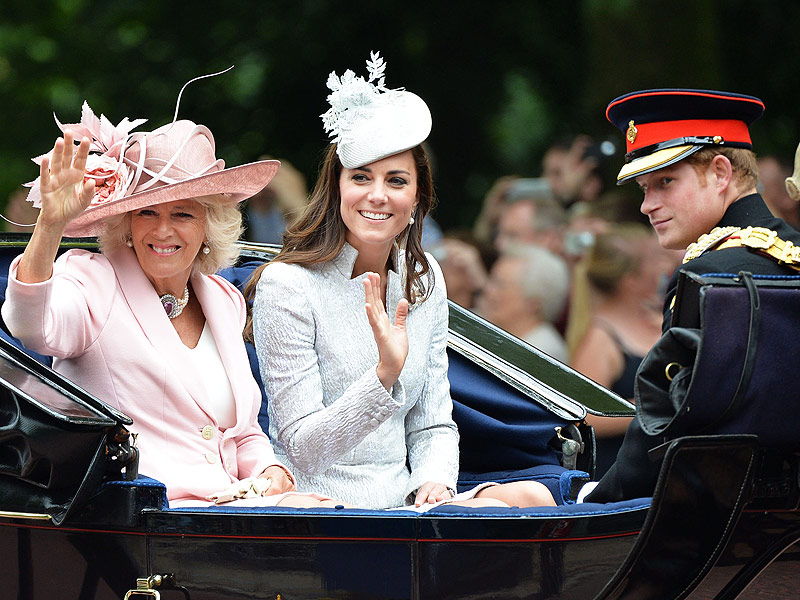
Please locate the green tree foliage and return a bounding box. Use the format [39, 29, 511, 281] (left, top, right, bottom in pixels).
[1, 1, 798, 232]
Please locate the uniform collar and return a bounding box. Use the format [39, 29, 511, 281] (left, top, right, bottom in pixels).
[717, 193, 773, 228]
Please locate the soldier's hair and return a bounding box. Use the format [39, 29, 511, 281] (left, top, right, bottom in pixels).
[685, 147, 759, 191]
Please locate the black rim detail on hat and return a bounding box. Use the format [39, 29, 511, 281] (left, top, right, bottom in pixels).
[625, 136, 752, 162]
[606, 88, 765, 131]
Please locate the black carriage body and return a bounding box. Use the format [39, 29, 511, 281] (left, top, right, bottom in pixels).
[0, 237, 798, 600]
[3, 481, 649, 600]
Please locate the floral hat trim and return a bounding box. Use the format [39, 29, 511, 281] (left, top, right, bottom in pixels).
[321, 51, 400, 146]
[24, 102, 148, 211]
[319, 51, 431, 169]
[23, 67, 243, 218]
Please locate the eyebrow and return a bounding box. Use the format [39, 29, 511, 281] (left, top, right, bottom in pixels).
[354, 167, 412, 176]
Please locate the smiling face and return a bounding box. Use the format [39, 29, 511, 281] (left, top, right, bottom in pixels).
[339, 150, 418, 267]
[636, 160, 727, 250]
[129, 199, 207, 295]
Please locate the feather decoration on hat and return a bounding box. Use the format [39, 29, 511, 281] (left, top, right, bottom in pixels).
[321, 51, 393, 145]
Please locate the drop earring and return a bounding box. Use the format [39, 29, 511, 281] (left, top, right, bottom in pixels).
[125, 235, 133, 248]
[202, 243, 210, 255]
[409, 215, 415, 225]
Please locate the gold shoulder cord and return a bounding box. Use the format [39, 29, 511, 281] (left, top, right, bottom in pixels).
[682, 226, 740, 262]
[682, 226, 800, 272]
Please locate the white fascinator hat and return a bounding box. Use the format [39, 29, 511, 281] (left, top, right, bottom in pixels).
[320, 51, 432, 169]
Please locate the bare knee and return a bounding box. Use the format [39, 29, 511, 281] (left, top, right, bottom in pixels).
[277, 495, 353, 508]
[477, 481, 556, 508]
[450, 497, 509, 508]
[276, 494, 323, 508]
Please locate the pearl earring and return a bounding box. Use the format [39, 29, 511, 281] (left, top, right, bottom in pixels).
[202, 243, 210, 255]
[126, 237, 133, 248]
[409, 216, 415, 225]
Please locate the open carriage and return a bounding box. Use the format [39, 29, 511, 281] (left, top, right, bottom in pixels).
[0, 235, 798, 599]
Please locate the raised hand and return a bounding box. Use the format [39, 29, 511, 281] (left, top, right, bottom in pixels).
[363, 272, 409, 389]
[16, 131, 96, 284]
[37, 130, 95, 230]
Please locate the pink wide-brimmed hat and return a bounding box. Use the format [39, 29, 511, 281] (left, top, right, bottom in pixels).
[26, 102, 280, 237]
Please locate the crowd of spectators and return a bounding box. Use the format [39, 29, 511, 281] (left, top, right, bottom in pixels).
[422, 135, 687, 471]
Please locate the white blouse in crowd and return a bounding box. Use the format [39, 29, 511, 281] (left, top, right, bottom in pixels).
[252, 243, 459, 509]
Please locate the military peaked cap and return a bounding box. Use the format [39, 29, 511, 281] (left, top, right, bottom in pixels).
[606, 88, 765, 183]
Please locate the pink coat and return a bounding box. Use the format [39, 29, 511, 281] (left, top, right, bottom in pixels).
[2, 246, 288, 505]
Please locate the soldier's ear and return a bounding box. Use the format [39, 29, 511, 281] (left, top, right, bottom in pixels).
[709, 154, 733, 190]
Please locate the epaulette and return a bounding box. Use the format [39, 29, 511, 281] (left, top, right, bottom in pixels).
[682, 226, 740, 262]
[682, 226, 800, 272]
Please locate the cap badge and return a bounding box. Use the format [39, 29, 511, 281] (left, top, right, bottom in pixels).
[626, 120, 638, 144]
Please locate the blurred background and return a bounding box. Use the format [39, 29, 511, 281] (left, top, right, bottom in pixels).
[6, 0, 800, 473]
[2, 0, 799, 231]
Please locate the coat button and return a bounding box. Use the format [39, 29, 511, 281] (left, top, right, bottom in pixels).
[201, 425, 214, 440]
[204, 452, 218, 464]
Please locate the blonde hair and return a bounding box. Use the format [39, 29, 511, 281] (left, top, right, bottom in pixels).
[503, 243, 570, 323]
[98, 195, 244, 275]
[565, 223, 652, 355]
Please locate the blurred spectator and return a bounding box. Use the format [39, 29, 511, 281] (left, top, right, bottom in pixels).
[243, 157, 308, 243]
[542, 135, 617, 210]
[568, 224, 674, 477]
[494, 183, 568, 256]
[475, 244, 570, 362]
[3, 188, 40, 232]
[757, 155, 799, 229]
[570, 188, 648, 229]
[421, 213, 444, 249]
[561, 189, 651, 270]
[472, 176, 519, 246]
[429, 236, 489, 310]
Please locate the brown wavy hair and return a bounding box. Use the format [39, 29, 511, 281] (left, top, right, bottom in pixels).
[244, 143, 436, 341]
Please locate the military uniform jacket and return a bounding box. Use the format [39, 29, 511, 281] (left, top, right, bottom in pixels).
[586, 193, 800, 503]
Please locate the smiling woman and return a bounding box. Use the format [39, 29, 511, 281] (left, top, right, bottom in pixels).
[244, 52, 555, 511]
[0, 94, 342, 510]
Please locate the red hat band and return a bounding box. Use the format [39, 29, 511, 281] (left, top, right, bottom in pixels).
[626, 118, 752, 153]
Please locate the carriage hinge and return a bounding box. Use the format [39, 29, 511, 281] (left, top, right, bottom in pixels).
[124, 573, 190, 599]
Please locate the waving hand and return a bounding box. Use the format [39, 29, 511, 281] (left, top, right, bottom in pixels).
[37, 131, 95, 229]
[363, 272, 409, 389]
[17, 131, 95, 284]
